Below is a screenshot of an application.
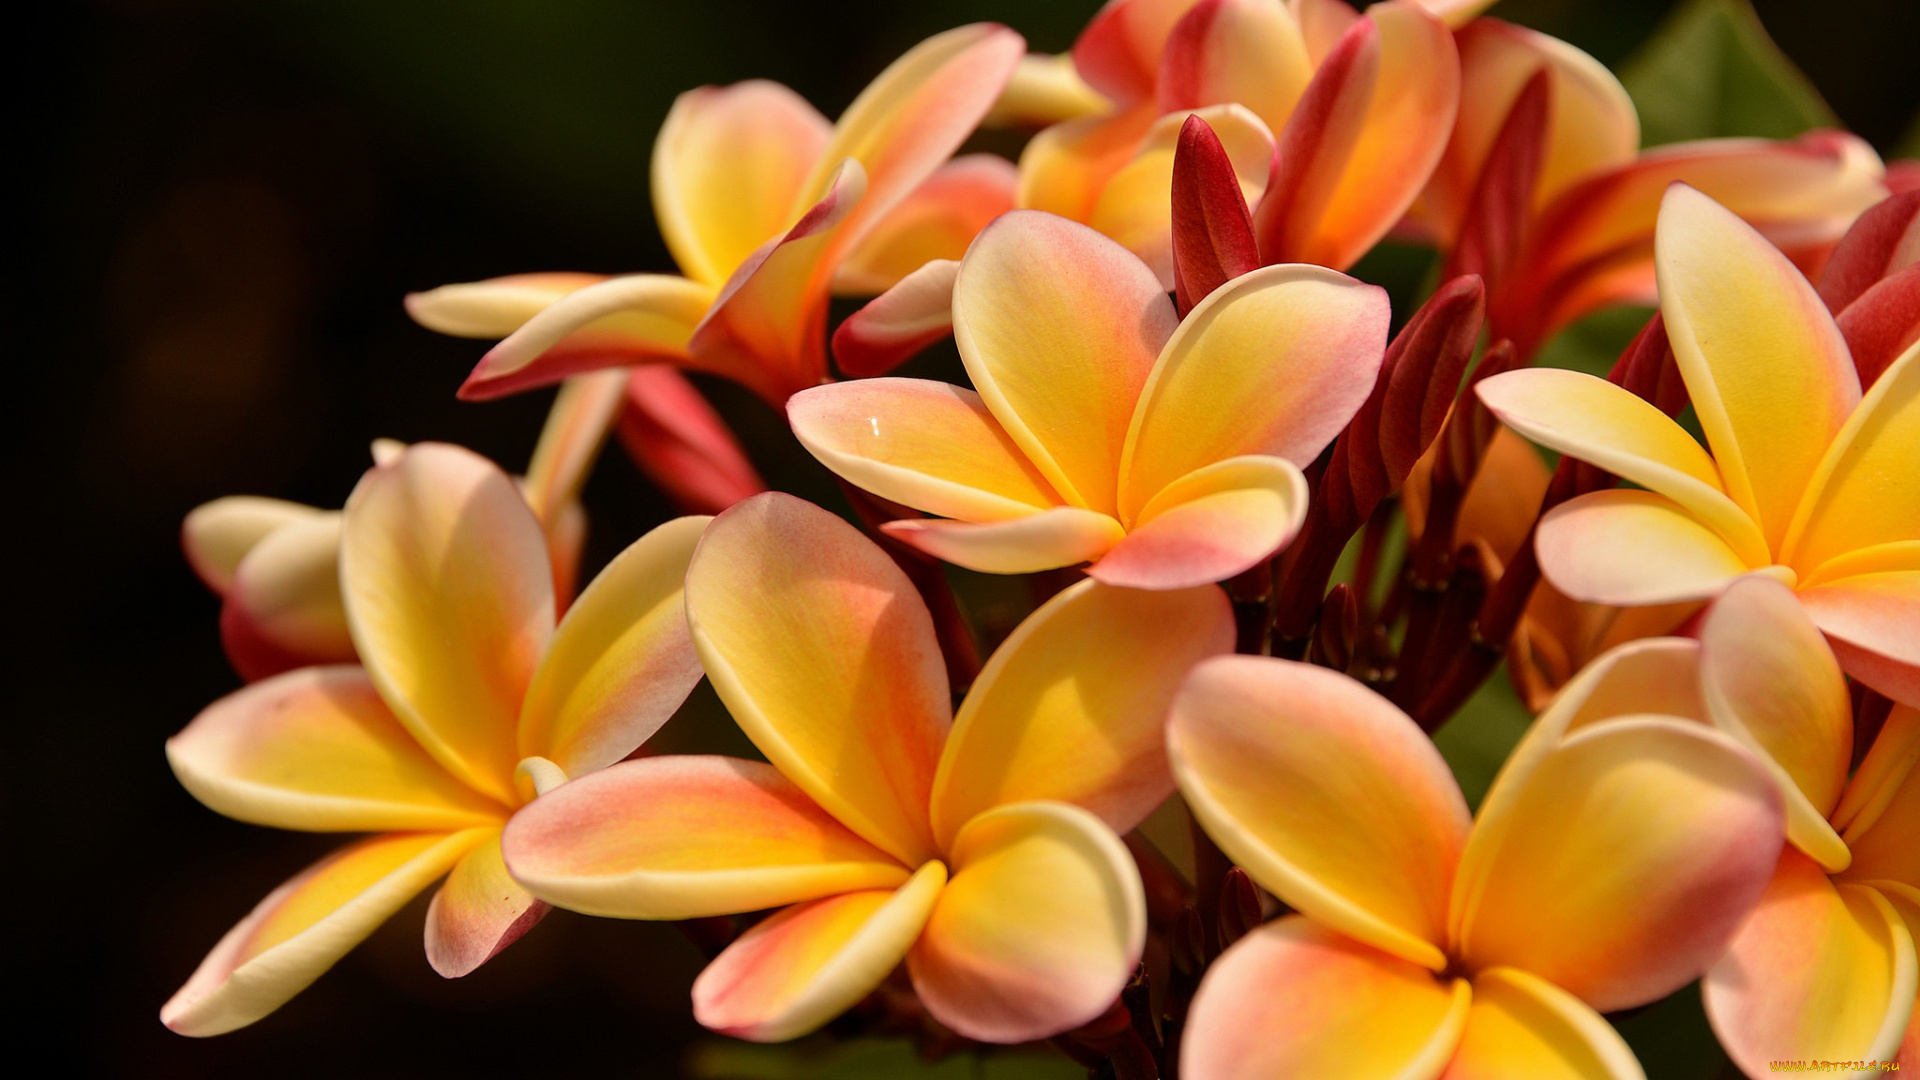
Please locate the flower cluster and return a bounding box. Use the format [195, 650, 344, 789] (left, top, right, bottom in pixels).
[163, 1, 1919, 1076]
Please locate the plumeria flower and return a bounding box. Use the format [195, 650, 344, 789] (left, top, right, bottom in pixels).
[795, 210, 1388, 590]
[406, 24, 1024, 406]
[1690, 578, 1918, 1076]
[502, 493, 1234, 1042]
[1478, 184, 1920, 704]
[162, 443, 708, 1035]
[1169, 642, 1785, 1078]
[1417, 17, 1885, 357]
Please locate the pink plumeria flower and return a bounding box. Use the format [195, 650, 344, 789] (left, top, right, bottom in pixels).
[503, 492, 1235, 1042]
[162, 443, 707, 1035]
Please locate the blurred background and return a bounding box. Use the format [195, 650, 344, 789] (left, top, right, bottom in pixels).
[13, 0, 1917, 1076]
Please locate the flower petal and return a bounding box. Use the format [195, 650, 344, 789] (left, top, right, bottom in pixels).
[423, 829, 548, 978]
[1798, 571, 1920, 707]
[1786, 340, 1920, 575]
[456, 274, 716, 401]
[1169, 656, 1471, 970]
[1456, 717, 1785, 1013]
[1120, 263, 1386, 519]
[161, 829, 486, 1036]
[1092, 455, 1308, 590]
[930, 579, 1232, 848]
[692, 862, 946, 1042]
[1837, 266, 1920, 391]
[501, 755, 910, 919]
[1698, 576, 1853, 871]
[652, 81, 832, 288]
[1846, 744, 1920, 888]
[222, 513, 357, 680]
[1156, 0, 1313, 135]
[1476, 368, 1767, 564]
[405, 272, 608, 339]
[953, 210, 1178, 515]
[1181, 917, 1470, 1080]
[830, 259, 959, 378]
[1704, 854, 1918, 1078]
[1439, 967, 1644, 1080]
[833, 155, 1017, 296]
[521, 370, 628, 525]
[1819, 189, 1920, 314]
[881, 508, 1126, 575]
[1535, 490, 1751, 607]
[686, 493, 948, 865]
[1654, 183, 1863, 549]
[340, 443, 556, 805]
[1016, 106, 1159, 223]
[985, 52, 1108, 128]
[907, 801, 1145, 1043]
[182, 496, 326, 596]
[517, 515, 707, 778]
[788, 378, 1062, 523]
[167, 666, 506, 833]
[1072, 0, 1205, 104]
[616, 364, 768, 515]
[1835, 704, 1919, 842]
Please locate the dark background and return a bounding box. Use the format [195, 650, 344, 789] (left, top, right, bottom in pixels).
[12, 0, 1917, 1076]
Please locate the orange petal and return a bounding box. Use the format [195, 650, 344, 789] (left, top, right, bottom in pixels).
[405, 272, 609, 339]
[340, 443, 555, 805]
[1440, 967, 1644, 1080]
[182, 496, 325, 596]
[881, 507, 1126, 575]
[521, 369, 628, 526]
[161, 830, 486, 1036]
[686, 493, 948, 865]
[1016, 106, 1159, 224]
[1119, 263, 1387, 519]
[908, 801, 1145, 1043]
[651, 81, 832, 288]
[516, 515, 707, 778]
[1656, 183, 1863, 551]
[1456, 718, 1785, 1013]
[1092, 455, 1309, 590]
[788, 378, 1062, 523]
[984, 52, 1110, 128]
[500, 755, 910, 919]
[1534, 490, 1752, 606]
[1156, 0, 1313, 135]
[455, 273, 716, 401]
[930, 579, 1233, 848]
[1169, 656, 1471, 970]
[1698, 576, 1853, 871]
[830, 258, 959, 377]
[1835, 704, 1919, 843]
[1786, 341, 1920, 575]
[1798, 571, 1920, 707]
[953, 210, 1177, 515]
[423, 829, 548, 978]
[1845, 738, 1920, 888]
[1180, 916, 1470, 1080]
[221, 512, 357, 680]
[833, 155, 1017, 296]
[1704, 854, 1918, 1077]
[1072, 0, 1206, 104]
[692, 862, 946, 1042]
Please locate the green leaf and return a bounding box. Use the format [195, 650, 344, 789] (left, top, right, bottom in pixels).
[1617, 0, 1839, 147]
[1531, 305, 1655, 380]
[1432, 664, 1534, 812]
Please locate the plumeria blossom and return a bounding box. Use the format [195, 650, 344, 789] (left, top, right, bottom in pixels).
[794, 210, 1387, 590]
[1418, 16, 1886, 357]
[1479, 184, 1920, 704]
[406, 24, 1024, 406]
[162, 443, 707, 1035]
[1169, 643, 1785, 1078]
[503, 493, 1235, 1042]
[1686, 577, 1919, 1077]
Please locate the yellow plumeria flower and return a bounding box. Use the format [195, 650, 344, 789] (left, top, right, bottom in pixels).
[1168, 642, 1785, 1078]
[162, 443, 707, 1035]
[502, 492, 1235, 1042]
[1478, 183, 1920, 705]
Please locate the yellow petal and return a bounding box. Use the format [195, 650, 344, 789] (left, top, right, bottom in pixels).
[1180, 917, 1470, 1080]
[1440, 967, 1645, 1080]
[652, 81, 832, 288]
[517, 515, 708, 778]
[686, 493, 948, 865]
[223, 513, 357, 674]
[520, 369, 629, 525]
[953, 210, 1178, 515]
[788, 378, 1063, 524]
[1846, 744, 1920, 889]
[1120, 263, 1387, 520]
[1698, 576, 1853, 871]
[692, 862, 946, 1042]
[1704, 854, 1917, 1078]
[161, 829, 487, 1036]
[984, 52, 1109, 128]
[405, 272, 608, 338]
[930, 579, 1233, 848]
[1786, 340, 1920, 575]
[1093, 455, 1309, 590]
[1655, 183, 1862, 550]
[1016, 106, 1158, 223]
[881, 507, 1127, 575]
[500, 755, 910, 920]
[167, 666, 507, 832]
[1456, 718, 1785, 1013]
[1155, 0, 1312, 134]
[833, 155, 1017, 296]
[907, 801, 1145, 1043]
[1169, 656, 1471, 970]
[457, 273, 715, 401]
[1835, 704, 1919, 842]
[1476, 368, 1768, 565]
[423, 829, 548, 978]
[340, 443, 555, 805]
[1534, 490, 1752, 606]
[182, 496, 326, 596]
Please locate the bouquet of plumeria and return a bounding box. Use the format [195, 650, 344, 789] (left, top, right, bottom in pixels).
[160, 0, 1918, 1076]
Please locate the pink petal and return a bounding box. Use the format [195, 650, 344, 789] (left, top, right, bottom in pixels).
[830, 259, 959, 377]
[1093, 456, 1309, 590]
[881, 507, 1125, 575]
[616, 365, 767, 514]
[833, 155, 1017, 296]
[1534, 490, 1752, 607]
[423, 829, 549, 978]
